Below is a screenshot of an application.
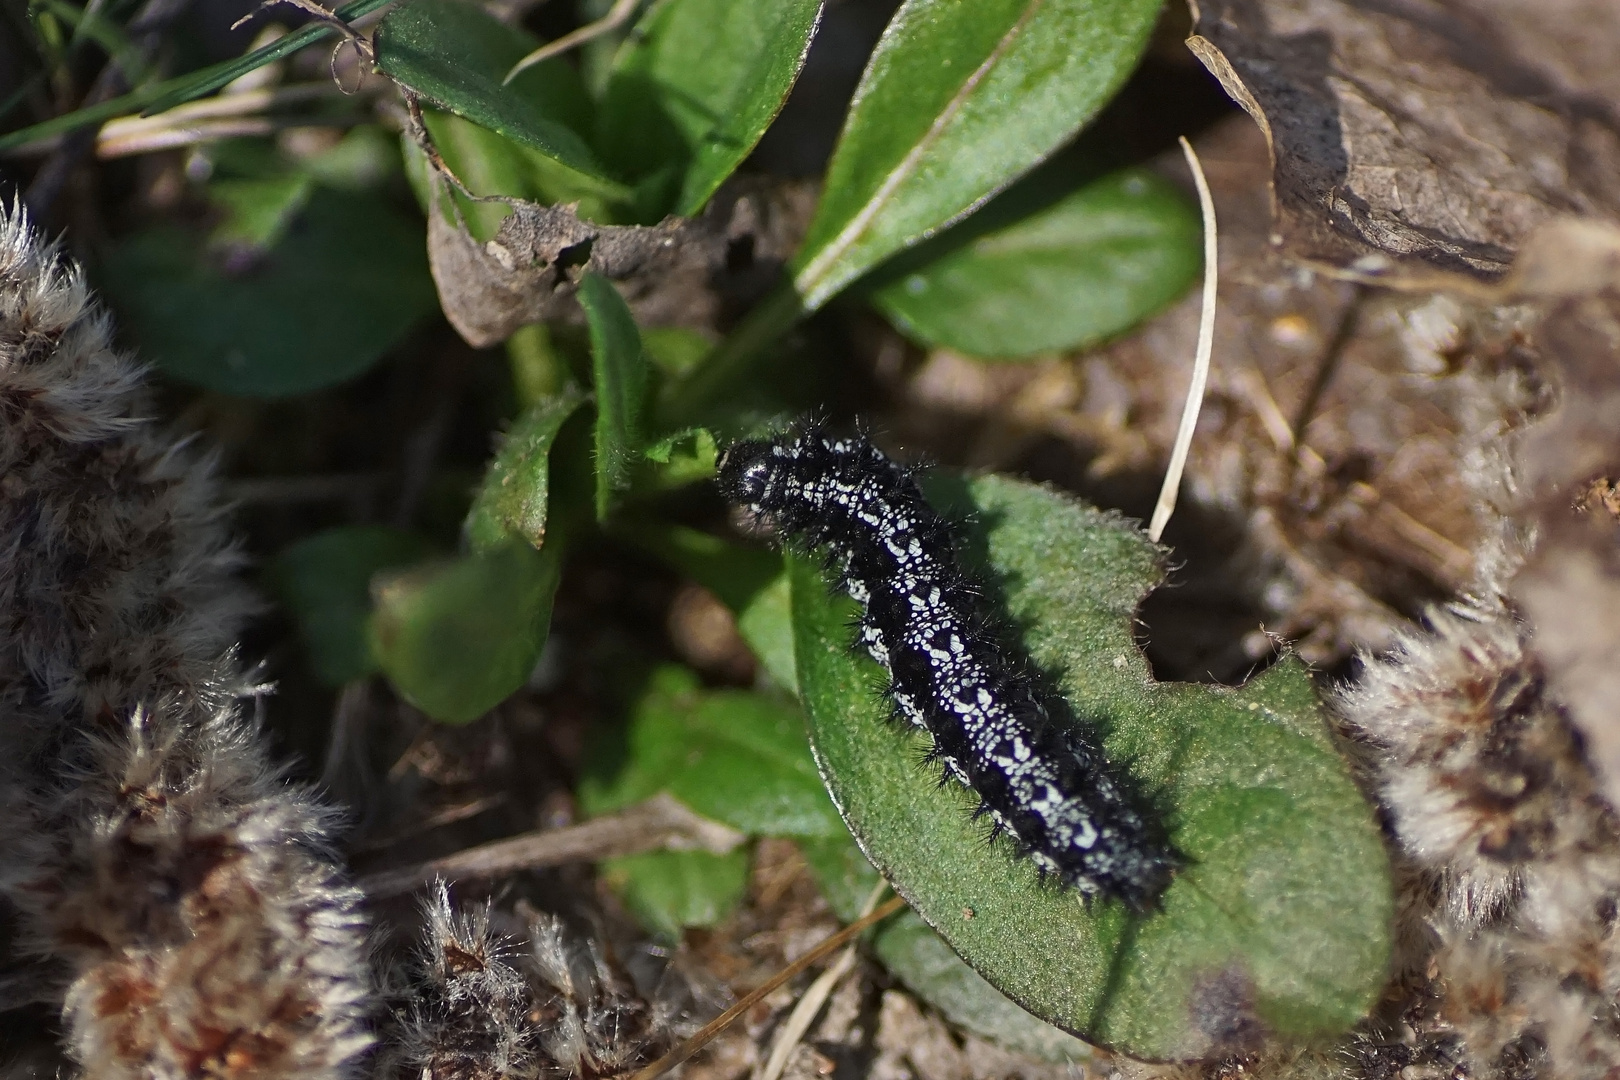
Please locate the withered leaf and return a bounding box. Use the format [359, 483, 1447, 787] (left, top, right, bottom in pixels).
[1187, 0, 1620, 280]
[424, 173, 813, 349]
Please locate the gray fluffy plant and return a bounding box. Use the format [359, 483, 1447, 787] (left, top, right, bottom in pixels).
[385, 883, 701, 1080]
[0, 202, 372, 1080]
[1340, 529, 1620, 1080]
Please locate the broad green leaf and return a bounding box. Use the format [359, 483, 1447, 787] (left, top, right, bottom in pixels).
[596, 0, 822, 216]
[791, 0, 1162, 311]
[207, 175, 313, 253]
[201, 137, 291, 181]
[631, 524, 796, 693]
[581, 666, 840, 838]
[370, 541, 559, 724]
[374, 0, 625, 198]
[737, 573, 796, 695]
[418, 110, 535, 242]
[870, 168, 1201, 358]
[419, 108, 629, 236]
[271, 527, 436, 686]
[791, 475, 1392, 1060]
[98, 188, 437, 397]
[465, 385, 590, 552]
[578, 274, 648, 519]
[799, 835, 1093, 1063]
[599, 849, 751, 940]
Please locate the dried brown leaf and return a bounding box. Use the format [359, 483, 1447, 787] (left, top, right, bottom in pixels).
[424, 175, 814, 348]
[1187, 0, 1620, 281]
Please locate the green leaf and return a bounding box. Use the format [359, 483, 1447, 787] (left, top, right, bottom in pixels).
[581, 666, 840, 838]
[36, 0, 148, 85]
[791, 475, 1392, 1059]
[596, 0, 822, 216]
[370, 540, 560, 724]
[375, 0, 626, 199]
[639, 426, 719, 491]
[791, 0, 1162, 311]
[737, 573, 796, 695]
[578, 274, 648, 519]
[418, 108, 629, 236]
[799, 835, 1093, 1063]
[207, 174, 314, 253]
[417, 110, 534, 242]
[641, 326, 714, 380]
[600, 848, 751, 940]
[201, 137, 293, 181]
[97, 188, 437, 398]
[506, 323, 571, 408]
[582, 665, 839, 939]
[271, 527, 437, 686]
[870, 167, 1201, 358]
[630, 524, 796, 693]
[465, 386, 591, 552]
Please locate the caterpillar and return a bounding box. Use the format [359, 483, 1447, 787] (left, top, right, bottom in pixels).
[718, 425, 1174, 909]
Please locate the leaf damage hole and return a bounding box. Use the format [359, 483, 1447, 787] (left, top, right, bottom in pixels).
[552, 238, 595, 286]
[724, 234, 756, 275]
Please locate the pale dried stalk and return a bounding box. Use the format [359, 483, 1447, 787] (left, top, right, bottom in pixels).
[2, 84, 345, 159]
[755, 882, 890, 1080]
[503, 0, 640, 84]
[622, 895, 909, 1080]
[1148, 136, 1219, 543]
[360, 793, 745, 899]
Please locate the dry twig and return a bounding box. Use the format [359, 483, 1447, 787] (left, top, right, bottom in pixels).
[623, 895, 909, 1080]
[756, 882, 890, 1080]
[360, 793, 745, 899]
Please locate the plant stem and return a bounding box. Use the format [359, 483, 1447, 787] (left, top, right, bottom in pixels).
[658, 281, 805, 429]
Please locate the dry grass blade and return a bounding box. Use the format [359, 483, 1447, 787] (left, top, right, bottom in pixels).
[756, 882, 890, 1080]
[621, 894, 909, 1080]
[1148, 136, 1218, 544]
[503, 0, 640, 84]
[359, 793, 744, 898]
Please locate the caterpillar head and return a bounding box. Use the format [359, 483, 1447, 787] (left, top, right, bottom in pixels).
[715, 438, 781, 514]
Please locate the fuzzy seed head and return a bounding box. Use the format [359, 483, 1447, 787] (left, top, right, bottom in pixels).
[0, 201, 372, 1080]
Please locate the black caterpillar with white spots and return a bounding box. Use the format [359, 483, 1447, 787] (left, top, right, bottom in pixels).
[718, 425, 1174, 909]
